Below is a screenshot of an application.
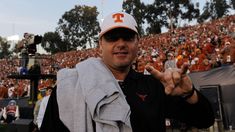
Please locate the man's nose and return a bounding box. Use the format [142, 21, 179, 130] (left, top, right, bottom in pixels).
[115, 39, 127, 49]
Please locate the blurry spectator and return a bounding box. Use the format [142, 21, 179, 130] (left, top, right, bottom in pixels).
[190, 56, 212, 72]
[2, 100, 20, 123]
[8, 84, 16, 98]
[195, 49, 207, 64]
[37, 87, 53, 129]
[220, 41, 233, 66]
[230, 34, 235, 63]
[176, 55, 189, 69]
[136, 58, 145, 73]
[199, 59, 212, 71]
[153, 54, 164, 72]
[0, 84, 8, 99]
[33, 88, 47, 128]
[190, 57, 200, 72]
[210, 55, 222, 68]
[202, 38, 215, 56]
[178, 34, 186, 44]
[164, 52, 177, 70]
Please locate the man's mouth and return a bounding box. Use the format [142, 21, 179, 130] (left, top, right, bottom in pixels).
[113, 51, 128, 55]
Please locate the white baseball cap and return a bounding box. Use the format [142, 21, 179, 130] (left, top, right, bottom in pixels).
[99, 12, 138, 38]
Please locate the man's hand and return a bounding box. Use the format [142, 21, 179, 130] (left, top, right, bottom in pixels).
[145, 63, 198, 103]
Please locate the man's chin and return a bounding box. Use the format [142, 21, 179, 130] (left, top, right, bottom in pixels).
[113, 61, 130, 68]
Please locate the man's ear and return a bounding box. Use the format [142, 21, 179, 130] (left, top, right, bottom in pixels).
[99, 38, 103, 54]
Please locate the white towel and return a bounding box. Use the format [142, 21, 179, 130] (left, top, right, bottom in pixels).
[57, 57, 132, 132]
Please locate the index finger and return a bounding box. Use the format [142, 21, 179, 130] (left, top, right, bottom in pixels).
[145, 65, 164, 80]
[180, 63, 189, 76]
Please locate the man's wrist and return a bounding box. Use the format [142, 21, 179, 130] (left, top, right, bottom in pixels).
[181, 86, 195, 100]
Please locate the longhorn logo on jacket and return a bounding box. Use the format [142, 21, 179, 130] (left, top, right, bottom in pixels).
[136, 92, 148, 101]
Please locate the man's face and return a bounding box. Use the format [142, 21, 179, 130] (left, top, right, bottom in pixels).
[99, 28, 139, 71]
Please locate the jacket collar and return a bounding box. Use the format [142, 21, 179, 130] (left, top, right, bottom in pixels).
[125, 68, 142, 81]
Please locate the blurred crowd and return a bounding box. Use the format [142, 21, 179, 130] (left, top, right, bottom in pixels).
[137, 15, 235, 73]
[0, 14, 235, 100]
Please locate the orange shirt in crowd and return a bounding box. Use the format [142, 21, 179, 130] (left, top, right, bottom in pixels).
[177, 57, 189, 69]
[0, 85, 8, 99]
[190, 63, 200, 72]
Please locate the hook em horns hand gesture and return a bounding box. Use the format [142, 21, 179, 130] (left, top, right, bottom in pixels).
[145, 63, 198, 103]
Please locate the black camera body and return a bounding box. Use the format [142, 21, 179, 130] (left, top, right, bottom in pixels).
[24, 34, 43, 55]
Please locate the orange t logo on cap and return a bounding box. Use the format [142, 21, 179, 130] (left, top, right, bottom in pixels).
[112, 13, 124, 23]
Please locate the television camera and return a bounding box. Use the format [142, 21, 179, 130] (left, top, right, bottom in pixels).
[17, 33, 43, 55]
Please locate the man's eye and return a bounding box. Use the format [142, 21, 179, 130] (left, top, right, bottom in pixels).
[105, 36, 118, 42]
[124, 35, 136, 41]
[103, 32, 136, 42]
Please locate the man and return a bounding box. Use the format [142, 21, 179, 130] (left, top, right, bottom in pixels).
[37, 86, 53, 129]
[220, 41, 234, 66]
[40, 12, 214, 132]
[164, 52, 177, 70]
[33, 87, 50, 130]
[2, 100, 20, 124]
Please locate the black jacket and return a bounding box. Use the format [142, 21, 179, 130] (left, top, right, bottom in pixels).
[40, 69, 214, 132]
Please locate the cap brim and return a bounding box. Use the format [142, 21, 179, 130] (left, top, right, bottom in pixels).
[99, 25, 138, 38]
